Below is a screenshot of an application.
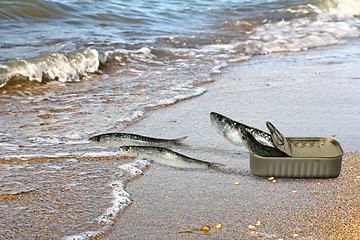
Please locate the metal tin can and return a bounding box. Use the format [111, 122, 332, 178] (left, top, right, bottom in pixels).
[250, 137, 343, 178]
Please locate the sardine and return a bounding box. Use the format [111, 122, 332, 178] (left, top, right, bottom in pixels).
[118, 146, 225, 170]
[89, 133, 187, 148]
[239, 126, 288, 157]
[210, 112, 274, 147]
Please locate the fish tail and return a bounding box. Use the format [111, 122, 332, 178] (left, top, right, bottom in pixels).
[171, 136, 188, 145]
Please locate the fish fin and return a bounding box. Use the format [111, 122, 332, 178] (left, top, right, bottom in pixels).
[172, 136, 188, 145]
[208, 163, 226, 171]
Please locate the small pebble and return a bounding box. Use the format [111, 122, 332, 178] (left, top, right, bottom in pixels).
[292, 190, 297, 194]
[293, 233, 299, 237]
[272, 180, 277, 183]
[215, 224, 222, 229]
[234, 182, 240, 185]
[199, 225, 210, 231]
[248, 225, 256, 230]
[331, 134, 336, 137]
[256, 221, 261, 226]
[268, 177, 274, 181]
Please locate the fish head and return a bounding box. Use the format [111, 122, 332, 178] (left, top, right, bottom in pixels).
[210, 112, 233, 134]
[210, 112, 244, 146]
[89, 135, 102, 142]
[238, 126, 254, 150]
[89, 134, 112, 144]
[118, 146, 138, 157]
[239, 126, 287, 157]
[238, 126, 249, 142]
[239, 126, 272, 154]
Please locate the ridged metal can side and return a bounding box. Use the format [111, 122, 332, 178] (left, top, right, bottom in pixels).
[249, 137, 343, 178]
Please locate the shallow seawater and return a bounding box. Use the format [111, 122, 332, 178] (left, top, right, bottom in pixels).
[0, 0, 360, 238]
[0, 157, 151, 239]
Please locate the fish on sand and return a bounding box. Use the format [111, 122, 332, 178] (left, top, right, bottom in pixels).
[119, 145, 225, 170]
[89, 133, 187, 148]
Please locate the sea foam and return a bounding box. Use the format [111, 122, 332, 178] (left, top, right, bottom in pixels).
[64, 159, 151, 240]
[0, 49, 100, 88]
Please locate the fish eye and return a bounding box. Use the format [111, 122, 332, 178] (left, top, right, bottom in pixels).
[122, 146, 130, 152]
[90, 136, 100, 142]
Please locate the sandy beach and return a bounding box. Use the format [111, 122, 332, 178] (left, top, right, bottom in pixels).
[104, 40, 360, 240]
[1, 1, 360, 239]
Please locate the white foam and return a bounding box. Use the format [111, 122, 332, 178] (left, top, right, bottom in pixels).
[65, 131, 85, 140]
[174, 87, 207, 101]
[29, 136, 62, 144]
[201, 44, 236, 52]
[158, 98, 177, 105]
[0, 48, 100, 87]
[220, 1, 358, 57]
[27, 135, 88, 146]
[328, 0, 360, 18]
[211, 61, 228, 74]
[227, 56, 251, 63]
[145, 84, 206, 109]
[1, 150, 120, 161]
[117, 110, 144, 123]
[64, 159, 151, 240]
[102, 48, 129, 65]
[64, 229, 108, 240]
[244, 12, 359, 55]
[102, 46, 162, 67]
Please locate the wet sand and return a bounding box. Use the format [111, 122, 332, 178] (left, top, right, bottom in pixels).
[105, 41, 360, 239]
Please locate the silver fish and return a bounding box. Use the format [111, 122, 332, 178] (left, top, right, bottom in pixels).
[239, 126, 288, 157]
[210, 112, 274, 147]
[119, 146, 224, 170]
[89, 133, 187, 148]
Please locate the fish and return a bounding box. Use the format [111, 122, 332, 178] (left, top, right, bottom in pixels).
[118, 146, 225, 170]
[239, 126, 288, 157]
[210, 112, 274, 147]
[89, 133, 187, 148]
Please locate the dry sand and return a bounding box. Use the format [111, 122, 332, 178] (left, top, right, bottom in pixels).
[105, 41, 360, 239]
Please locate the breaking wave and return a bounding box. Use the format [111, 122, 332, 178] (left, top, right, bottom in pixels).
[0, 0, 359, 89]
[0, 49, 100, 88]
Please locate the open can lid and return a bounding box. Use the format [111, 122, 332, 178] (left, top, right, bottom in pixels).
[266, 121, 294, 157]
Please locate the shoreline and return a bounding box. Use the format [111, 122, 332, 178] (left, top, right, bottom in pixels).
[105, 40, 360, 239]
